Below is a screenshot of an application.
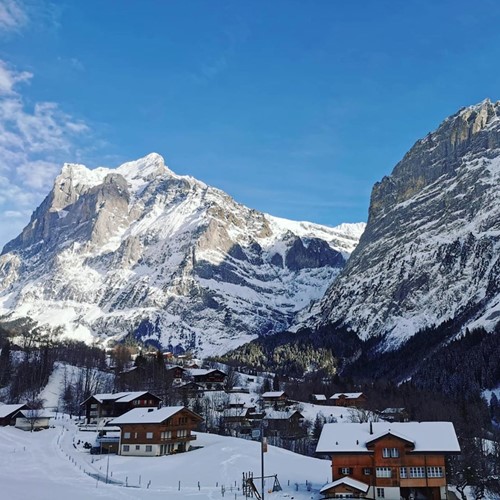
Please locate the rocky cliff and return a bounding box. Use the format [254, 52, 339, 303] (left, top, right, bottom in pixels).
[305, 99, 500, 346]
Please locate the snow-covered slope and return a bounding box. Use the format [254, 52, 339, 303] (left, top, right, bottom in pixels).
[303, 99, 500, 346]
[0, 153, 364, 356]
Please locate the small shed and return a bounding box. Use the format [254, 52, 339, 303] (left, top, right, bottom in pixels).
[15, 410, 51, 431]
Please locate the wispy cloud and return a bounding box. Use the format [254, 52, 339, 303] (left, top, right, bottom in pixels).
[0, 0, 27, 32]
[0, 60, 91, 248]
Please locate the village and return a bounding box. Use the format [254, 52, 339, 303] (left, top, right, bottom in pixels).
[0, 347, 466, 500]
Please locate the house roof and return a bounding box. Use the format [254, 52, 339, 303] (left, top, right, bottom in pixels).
[188, 368, 226, 377]
[320, 477, 370, 494]
[81, 391, 159, 405]
[262, 391, 286, 398]
[263, 409, 303, 420]
[316, 422, 461, 454]
[0, 403, 26, 419]
[110, 406, 201, 425]
[380, 407, 406, 414]
[329, 392, 364, 400]
[312, 394, 327, 401]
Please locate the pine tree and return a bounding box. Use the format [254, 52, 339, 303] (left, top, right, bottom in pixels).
[0, 340, 12, 387]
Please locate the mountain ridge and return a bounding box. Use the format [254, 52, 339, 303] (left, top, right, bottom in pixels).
[0, 153, 364, 356]
[300, 98, 500, 347]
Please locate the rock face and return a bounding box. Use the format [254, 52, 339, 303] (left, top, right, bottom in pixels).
[306, 99, 500, 346]
[0, 153, 364, 356]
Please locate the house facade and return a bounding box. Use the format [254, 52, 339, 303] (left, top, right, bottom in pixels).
[187, 369, 226, 390]
[316, 422, 460, 500]
[111, 406, 203, 457]
[261, 391, 288, 409]
[81, 391, 161, 424]
[329, 392, 367, 408]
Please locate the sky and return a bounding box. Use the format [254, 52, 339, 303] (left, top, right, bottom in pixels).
[1, 0, 500, 248]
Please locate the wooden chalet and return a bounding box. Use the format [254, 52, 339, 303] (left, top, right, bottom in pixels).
[263, 409, 305, 438]
[110, 406, 203, 456]
[261, 391, 288, 409]
[187, 368, 226, 390]
[166, 365, 186, 380]
[379, 407, 410, 422]
[0, 404, 27, 426]
[81, 391, 161, 424]
[316, 421, 460, 500]
[329, 392, 367, 408]
[310, 394, 328, 405]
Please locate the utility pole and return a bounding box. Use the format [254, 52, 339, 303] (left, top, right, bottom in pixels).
[261, 420, 267, 500]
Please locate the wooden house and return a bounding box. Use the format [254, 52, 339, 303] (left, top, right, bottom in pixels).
[81, 391, 161, 424]
[111, 406, 203, 456]
[0, 404, 27, 426]
[316, 421, 460, 500]
[261, 391, 288, 409]
[310, 394, 328, 405]
[379, 407, 410, 422]
[187, 369, 226, 390]
[263, 409, 305, 439]
[329, 392, 367, 408]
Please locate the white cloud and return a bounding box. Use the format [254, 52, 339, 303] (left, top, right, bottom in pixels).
[0, 0, 27, 32]
[0, 59, 91, 248]
[0, 60, 32, 94]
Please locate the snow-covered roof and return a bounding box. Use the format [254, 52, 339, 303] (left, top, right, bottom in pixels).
[188, 369, 225, 377]
[320, 477, 370, 494]
[264, 410, 303, 420]
[316, 422, 461, 454]
[262, 391, 286, 398]
[87, 391, 157, 404]
[312, 394, 327, 401]
[380, 407, 406, 414]
[0, 404, 26, 418]
[329, 392, 364, 400]
[110, 406, 188, 425]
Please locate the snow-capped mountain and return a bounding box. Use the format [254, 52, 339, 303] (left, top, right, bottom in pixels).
[0, 153, 364, 356]
[305, 99, 500, 347]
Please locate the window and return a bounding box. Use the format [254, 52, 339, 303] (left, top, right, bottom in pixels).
[338, 467, 353, 475]
[363, 468, 372, 476]
[177, 429, 188, 438]
[376, 467, 392, 478]
[409, 467, 425, 478]
[161, 431, 172, 440]
[124, 432, 131, 439]
[427, 467, 443, 478]
[382, 447, 399, 458]
[145, 445, 152, 452]
[376, 488, 385, 498]
[146, 432, 153, 439]
[123, 445, 130, 452]
[400, 467, 407, 478]
[135, 445, 140, 450]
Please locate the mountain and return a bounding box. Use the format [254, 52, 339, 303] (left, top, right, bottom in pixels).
[0, 153, 364, 356]
[304, 99, 500, 347]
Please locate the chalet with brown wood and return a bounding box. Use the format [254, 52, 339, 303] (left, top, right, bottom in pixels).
[261, 391, 288, 409]
[187, 368, 226, 390]
[329, 392, 367, 408]
[316, 421, 460, 500]
[110, 406, 203, 456]
[80, 391, 161, 424]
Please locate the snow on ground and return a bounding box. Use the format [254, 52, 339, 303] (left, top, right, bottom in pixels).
[0, 417, 331, 500]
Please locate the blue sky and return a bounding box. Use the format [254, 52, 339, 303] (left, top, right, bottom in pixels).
[1, 0, 500, 248]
